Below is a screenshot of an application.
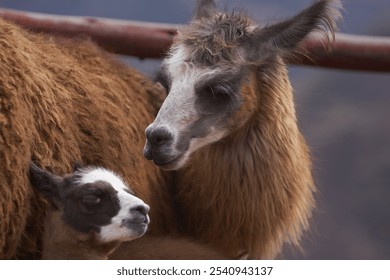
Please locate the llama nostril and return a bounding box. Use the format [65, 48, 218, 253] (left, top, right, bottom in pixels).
[146, 126, 173, 147]
[130, 204, 149, 216]
[129, 204, 150, 224]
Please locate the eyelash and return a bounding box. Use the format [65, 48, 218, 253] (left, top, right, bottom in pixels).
[208, 86, 229, 98]
[199, 83, 234, 98]
[215, 85, 234, 97]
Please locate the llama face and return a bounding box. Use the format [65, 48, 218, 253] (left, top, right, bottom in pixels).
[144, 7, 255, 170]
[144, 0, 340, 170]
[71, 167, 150, 242]
[29, 163, 150, 243]
[144, 45, 248, 170]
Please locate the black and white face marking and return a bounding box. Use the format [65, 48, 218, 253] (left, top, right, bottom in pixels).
[144, 45, 246, 170]
[29, 163, 150, 243]
[73, 168, 150, 242]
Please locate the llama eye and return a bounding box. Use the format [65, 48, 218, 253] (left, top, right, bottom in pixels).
[209, 87, 232, 102]
[202, 86, 230, 100]
[195, 84, 233, 113]
[155, 70, 171, 92]
[81, 195, 101, 205]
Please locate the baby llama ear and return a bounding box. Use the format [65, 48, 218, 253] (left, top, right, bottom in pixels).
[29, 162, 64, 209]
[247, 0, 342, 61]
[193, 0, 217, 20]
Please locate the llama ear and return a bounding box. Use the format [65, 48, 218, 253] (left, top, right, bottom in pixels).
[29, 162, 64, 209]
[248, 0, 341, 61]
[194, 0, 217, 20]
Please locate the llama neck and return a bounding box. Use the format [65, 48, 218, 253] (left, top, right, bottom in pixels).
[175, 62, 314, 259]
[41, 210, 119, 260]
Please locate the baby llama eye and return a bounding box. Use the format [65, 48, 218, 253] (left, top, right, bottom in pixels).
[81, 195, 101, 205]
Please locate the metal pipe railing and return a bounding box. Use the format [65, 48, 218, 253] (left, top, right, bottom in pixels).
[1, 8, 390, 72]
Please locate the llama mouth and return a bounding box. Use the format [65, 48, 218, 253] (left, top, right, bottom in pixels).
[121, 219, 149, 230]
[121, 220, 148, 237]
[153, 153, 184, 170]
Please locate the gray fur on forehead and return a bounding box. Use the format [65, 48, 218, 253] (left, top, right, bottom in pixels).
[176, 11, 255, 66]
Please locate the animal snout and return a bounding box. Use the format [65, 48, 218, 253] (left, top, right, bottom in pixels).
[129, 204, 150, 224]
[146, 126, 173, 146]
[130, 204, 149, 216]
[144, 125, 173, 160]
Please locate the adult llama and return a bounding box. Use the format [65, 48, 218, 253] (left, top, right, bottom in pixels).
[144, 0, 341, 258]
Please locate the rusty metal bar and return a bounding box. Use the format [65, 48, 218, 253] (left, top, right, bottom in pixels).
[297, 33, 390, 72]
[1, 8, 390, 72]
[0, 8, 177, 59]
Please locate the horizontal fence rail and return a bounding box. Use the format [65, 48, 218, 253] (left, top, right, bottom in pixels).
[1, 8, 390, 72]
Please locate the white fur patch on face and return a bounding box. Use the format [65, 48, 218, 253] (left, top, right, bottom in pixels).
[187, 126, 226, 154]
[165, 44, 221, 92]
[77, 167, 129, 192]
[77, 168, 150, 242]
[158, 47, 223, 131]
[145, 45, 233, 170]
[98, 211, 149, 242]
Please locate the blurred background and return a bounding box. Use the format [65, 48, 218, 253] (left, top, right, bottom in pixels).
[0, 0, 388, 259]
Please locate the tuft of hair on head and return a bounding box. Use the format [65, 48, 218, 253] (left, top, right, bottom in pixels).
[176, 0, 342, 67]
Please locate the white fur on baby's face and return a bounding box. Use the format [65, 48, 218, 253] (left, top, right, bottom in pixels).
[76, 167, 150, 242]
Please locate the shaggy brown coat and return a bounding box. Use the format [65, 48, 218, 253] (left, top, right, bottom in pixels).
[0, 18, 176, 259]
[147, 0, 340, 259]
[42, 209, 226, 259]
[174, 65, 314, 259]
[41, 211, 121, 260]
[110, 236, 227, 260]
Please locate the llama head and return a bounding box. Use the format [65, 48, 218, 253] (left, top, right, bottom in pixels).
[144, 0, 341, 170]
[29, 162, 150, 243]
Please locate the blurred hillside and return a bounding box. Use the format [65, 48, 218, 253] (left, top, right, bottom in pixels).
[0, 0, 389, 259]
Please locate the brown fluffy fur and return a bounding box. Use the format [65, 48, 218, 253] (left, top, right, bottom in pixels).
[110, 236, 227, 260]
[42, 210, 225, 260]
[174, 62, 314, 259]
[0, 18, 176, 259]
[42, 211, 227, 259]
[41, 211, 121, 260]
